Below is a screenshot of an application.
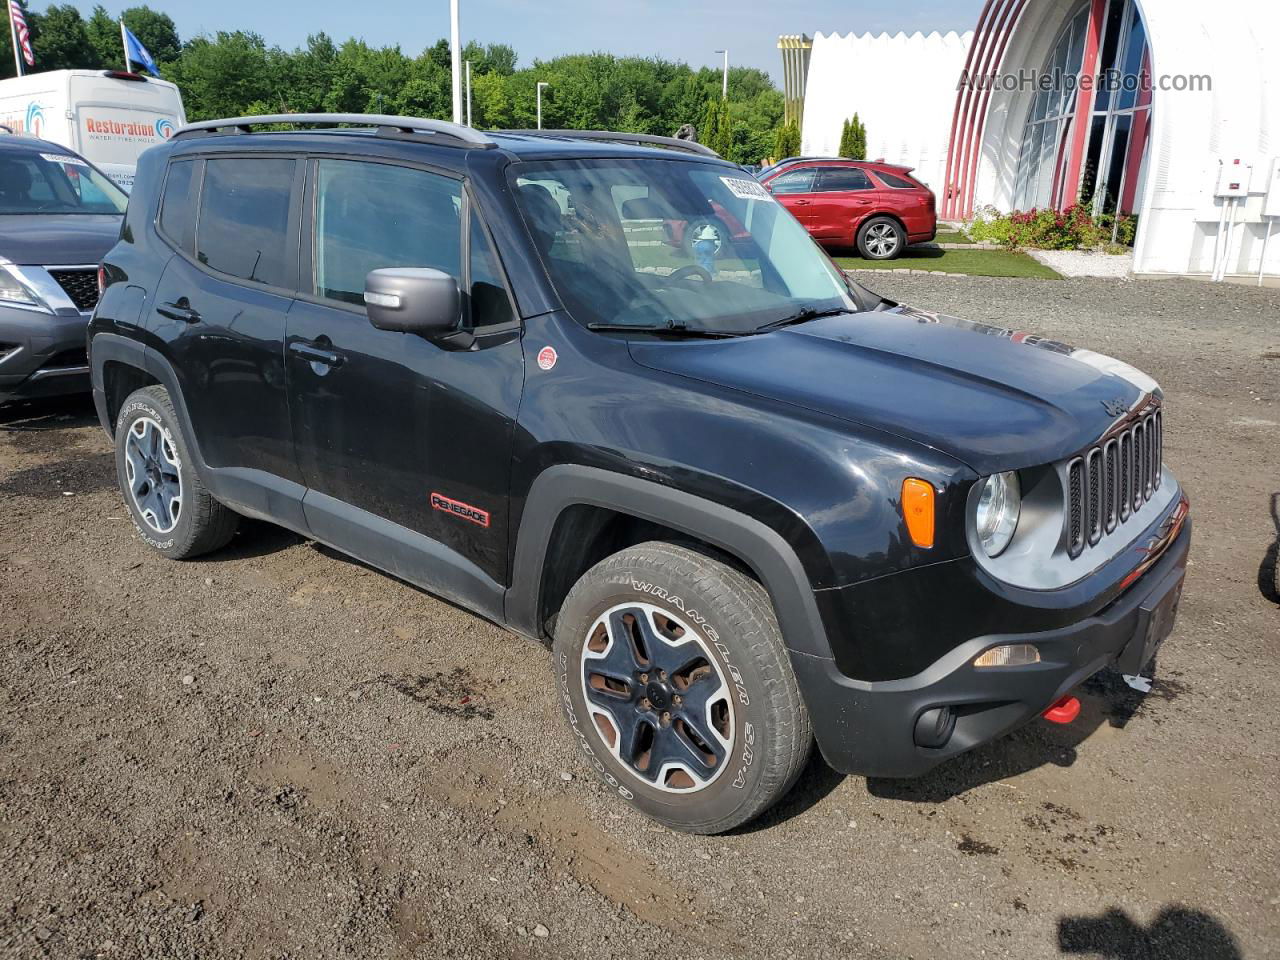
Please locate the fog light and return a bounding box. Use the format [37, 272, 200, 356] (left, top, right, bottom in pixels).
[973, 643, 1041, 668]
[913, 705, 956, 749]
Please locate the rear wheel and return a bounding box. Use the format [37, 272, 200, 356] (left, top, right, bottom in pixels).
[552, 541, 812, 834]
[857, 216, 906, 260]
[114, 385, 238, 559]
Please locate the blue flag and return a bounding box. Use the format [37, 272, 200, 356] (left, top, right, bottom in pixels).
[122, 23, 160, 76]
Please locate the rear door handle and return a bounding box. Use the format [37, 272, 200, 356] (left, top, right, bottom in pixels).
[289, 339, 345, 368]
[156, 299, 201, 323]
[792, 199, 811, 206]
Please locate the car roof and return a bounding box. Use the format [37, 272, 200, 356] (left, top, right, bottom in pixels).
[164, 123, 734, 168]
[0, 133, 84, 158]
[764, 158, 916, 176]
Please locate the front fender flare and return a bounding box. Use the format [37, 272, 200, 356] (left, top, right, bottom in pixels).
[505, 465, 834, 661]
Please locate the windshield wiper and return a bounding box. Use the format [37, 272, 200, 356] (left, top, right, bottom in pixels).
[754, 306, 852, 334]
[586, 321, 737, 338]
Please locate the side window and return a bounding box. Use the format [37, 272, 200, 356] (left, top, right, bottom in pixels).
[468, 208, 513, 327]
[158, 159, 196, 253]
[767, 169, 816, 194]
[313, 158, 461, 306]
[197, 158, 296, 288]
[817, 168, 875, 192]
[875, 170, 918, 189]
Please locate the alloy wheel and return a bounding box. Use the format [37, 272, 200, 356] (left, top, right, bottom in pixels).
[865, 222, 901, 258]
[580, 602, 734, 793]
[123, 416, 183, 534]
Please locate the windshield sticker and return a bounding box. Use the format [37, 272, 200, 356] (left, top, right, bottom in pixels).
[720, 176, 774, 203]
[41, 153, 87, 167]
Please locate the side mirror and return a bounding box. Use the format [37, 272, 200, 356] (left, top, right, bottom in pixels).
[364, 267, 461, 336]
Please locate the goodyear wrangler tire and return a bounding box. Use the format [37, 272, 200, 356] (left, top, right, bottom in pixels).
[553, 541, 812, 834]
[114, 386, 238, 560]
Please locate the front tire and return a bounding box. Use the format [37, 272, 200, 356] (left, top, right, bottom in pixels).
[857, 216, 906, 260]
[114, 385, 238, 559]
[553, 541, 812, 834]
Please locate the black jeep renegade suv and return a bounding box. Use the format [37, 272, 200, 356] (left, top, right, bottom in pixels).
[88, 114, 1191, 834]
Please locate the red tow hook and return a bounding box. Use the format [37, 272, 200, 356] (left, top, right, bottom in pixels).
[1043, 695, 1081, 725]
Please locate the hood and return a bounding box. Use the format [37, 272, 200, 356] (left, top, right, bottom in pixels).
[0, 214, 122, 266]
[627, 306, 1160, 475]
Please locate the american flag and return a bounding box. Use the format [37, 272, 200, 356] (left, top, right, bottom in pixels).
[8, 0, 34, 67]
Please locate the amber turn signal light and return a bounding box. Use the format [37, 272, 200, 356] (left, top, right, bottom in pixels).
[901, 478, 935, 549]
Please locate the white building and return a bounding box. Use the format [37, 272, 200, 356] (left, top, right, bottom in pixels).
[797, 0, 1280, 281]
[801, 31, 973, 197]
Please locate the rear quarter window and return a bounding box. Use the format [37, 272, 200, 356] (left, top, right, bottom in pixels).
[158, 159, 197, 253]
[875, 170, 920, 189]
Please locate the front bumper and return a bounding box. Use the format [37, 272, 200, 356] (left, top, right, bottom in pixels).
[0, 303, 91, 404]
[795, 510, 1191, 778]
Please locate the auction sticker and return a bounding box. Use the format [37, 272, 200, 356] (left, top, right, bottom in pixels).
[721, 176, 774, 202]
[537, 346, 558, 371]
[41, 153, 87, 166]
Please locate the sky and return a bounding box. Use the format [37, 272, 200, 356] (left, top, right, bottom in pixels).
[45, 0, 986, 82]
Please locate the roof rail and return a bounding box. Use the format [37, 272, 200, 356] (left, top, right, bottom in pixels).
[0, 124, 13, 134]
[173, 113, 497, 149]
[499, 129, 720, 158]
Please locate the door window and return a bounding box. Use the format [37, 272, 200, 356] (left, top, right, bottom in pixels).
[767, 170, 816, 194]
[313, 159, 462, 306]
[816, 168, 875, 192]
[196, 157, 296, 288]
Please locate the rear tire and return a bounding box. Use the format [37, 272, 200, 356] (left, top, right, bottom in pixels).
[114, 385, 238, 559]
[857, 216, 906, 260]
[552, 541, 812, 834]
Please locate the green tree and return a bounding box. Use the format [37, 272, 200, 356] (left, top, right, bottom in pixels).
[85, 5, 180, 71]
[850, 113, 867, 160]
[9, 15, 790, 156]
[164, 32, 282, 120]
[773, 122, 800, 161]
[23, 3, 100, 73]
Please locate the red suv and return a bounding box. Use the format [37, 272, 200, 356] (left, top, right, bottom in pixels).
[759, 160, 936, 261]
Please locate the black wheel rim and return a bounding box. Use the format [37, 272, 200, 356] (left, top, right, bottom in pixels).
[580, 602, 734, 793]
[124, 416, 183, 534]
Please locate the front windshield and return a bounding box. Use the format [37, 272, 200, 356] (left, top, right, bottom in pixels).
[511, 158, 863, 334]
[0, 149, 129, 215]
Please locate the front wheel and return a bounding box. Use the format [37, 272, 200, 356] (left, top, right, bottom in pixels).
[857, 216, 906, 260]
[553, 541, 812, 834]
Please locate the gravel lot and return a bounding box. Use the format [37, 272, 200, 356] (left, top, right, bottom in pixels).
[2, 274, 1278, 960]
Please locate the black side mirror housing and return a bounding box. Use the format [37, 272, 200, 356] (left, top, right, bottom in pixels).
[365, 267, 461, 336]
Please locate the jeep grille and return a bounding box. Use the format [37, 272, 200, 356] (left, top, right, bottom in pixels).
[1066, 410, 1162, 558]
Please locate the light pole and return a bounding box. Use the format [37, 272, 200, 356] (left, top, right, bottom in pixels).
[465, 60, 473, 126]
[450, 0, 462, 124]
[714, 49, 728, 99]
[536, 81, 549, 130]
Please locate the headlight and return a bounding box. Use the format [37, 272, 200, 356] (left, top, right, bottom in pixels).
[0, 264, 46, 310]
[975, 471, 1020, 557]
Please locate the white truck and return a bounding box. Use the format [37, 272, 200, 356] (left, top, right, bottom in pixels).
[0, 69, 186, 190]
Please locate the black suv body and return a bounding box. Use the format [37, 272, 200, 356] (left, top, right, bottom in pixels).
[1, 134, 127, 404]
[88, 115, 1190, 833]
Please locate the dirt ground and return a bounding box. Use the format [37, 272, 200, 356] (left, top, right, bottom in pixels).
[1, 274, 1277, 960]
